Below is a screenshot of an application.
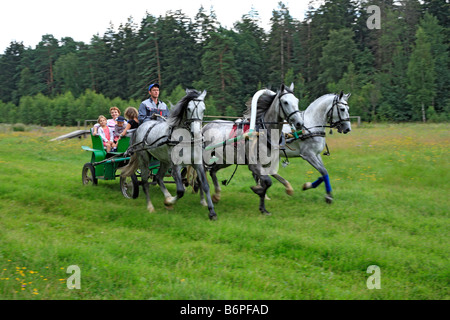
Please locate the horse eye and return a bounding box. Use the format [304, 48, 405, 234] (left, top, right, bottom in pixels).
[340, 108, 345, 112]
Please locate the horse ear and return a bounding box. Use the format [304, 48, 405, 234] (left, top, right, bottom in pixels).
[289, 82, 294, 91]
[339, 91, 344, 100]
[344, 93, 351, 101]
[198, 90, 207, 100]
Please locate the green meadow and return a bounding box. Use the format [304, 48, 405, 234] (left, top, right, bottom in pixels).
[0, 123, 448, 300]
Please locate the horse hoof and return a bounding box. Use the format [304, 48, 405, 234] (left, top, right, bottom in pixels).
[209, 214, 218, 221]
[212, 194, 221, 203]
[165, 204, 174, 211]
[325, 195, 333, 204]
[164, 197, 177, 206]
[147, 205, 155, 213]
[286, 188, 294, 196]
[265, 195, 271, 200]
[303, 182, 312, 191]
[200, 199, 207, 207]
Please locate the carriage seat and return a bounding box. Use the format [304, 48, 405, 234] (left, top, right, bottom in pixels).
[81, 129, 130, 158]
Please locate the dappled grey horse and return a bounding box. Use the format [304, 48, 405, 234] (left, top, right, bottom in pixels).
[272, 91, 352, 203]
[200, 84, 303, 215]
[121, 89, 217, 220]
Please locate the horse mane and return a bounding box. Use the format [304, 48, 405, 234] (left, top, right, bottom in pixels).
[167, 90, 202, 127]
[306, 94, 336, 112]
[243, 86, 294, 119]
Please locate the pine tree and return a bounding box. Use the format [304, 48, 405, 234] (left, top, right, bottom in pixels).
[134, 14, 161, 100]
[232, 9, 268, 104]
[157, 10, 201, 94]
[318, 29, 358, 88]
[54, 52, 85, 97]
[419, 13, 449, 114]
[201, 32, 242, 113]
[407, 27, 436, 122]
[0, 41, 24, 104]
[266, 2, 297, 85]
[34, 34, 60, 96]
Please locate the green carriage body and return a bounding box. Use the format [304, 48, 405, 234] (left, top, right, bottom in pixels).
[81, 131, 162, 198]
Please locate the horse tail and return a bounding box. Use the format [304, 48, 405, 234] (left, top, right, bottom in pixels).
[120, 153, 139, 177]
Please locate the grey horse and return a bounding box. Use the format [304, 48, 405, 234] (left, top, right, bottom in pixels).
[121, 89, 218, 220]
[200, 84, 303, 215]
[272, 91, 352, 203]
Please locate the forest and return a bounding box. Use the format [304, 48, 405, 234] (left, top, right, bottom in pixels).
[0, 0, 448, 126]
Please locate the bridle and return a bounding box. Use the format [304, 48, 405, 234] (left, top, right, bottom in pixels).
[181, 98, 205, 145]
[301, 93, 350, 134]
[327, 94, 350, 130]
[278, 91, 301, 125]
[184, 99, 204, 128]
[286, 93, 350, 153]
[257, 90, 301, 129]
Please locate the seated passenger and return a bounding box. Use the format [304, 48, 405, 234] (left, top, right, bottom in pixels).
[97, 115, 114, 153]
[120, 107, 140, 138]
[92, 106, 123, 135]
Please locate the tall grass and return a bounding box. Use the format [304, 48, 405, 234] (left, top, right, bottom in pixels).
[0, 123, 448, 300]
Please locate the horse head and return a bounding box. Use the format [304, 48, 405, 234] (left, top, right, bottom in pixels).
[185, 89, 207, 137]
[278, 83, 303, 130]
[168, 89, 207, 137]
[331, 91, 351, 134]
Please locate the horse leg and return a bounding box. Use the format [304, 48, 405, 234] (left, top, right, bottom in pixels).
[272, 173, 294, 196]
[138, 152, 155, 213]
[209, 165, 224, 203]
[252, 173, 272, 200]
[249, 164, 272, 215]
[196, 176, 208, 207]
[155, 161, 177, 209]
[193, 164, 217, 220]
[170, 164, 186, 205]
[301, 153, 333, 203]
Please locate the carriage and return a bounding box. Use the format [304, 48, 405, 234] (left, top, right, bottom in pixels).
[81, 130, 173, 199]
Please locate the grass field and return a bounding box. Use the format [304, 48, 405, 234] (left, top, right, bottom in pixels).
[0, 123, 448, 300]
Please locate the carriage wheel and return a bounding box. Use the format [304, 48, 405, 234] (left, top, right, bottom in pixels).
[120, 173, 139, 199]
[82, 163, 98, 186]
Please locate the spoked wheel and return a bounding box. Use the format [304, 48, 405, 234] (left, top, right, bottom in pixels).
[120, 173, 139, 199]
[82, 163, 98, 186]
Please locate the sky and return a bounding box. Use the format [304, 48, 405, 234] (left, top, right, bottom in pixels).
[0, 0, 313, 54]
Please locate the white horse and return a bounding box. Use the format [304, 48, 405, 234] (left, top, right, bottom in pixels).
[121, 89, 218, 220]
[200, 84, 303, 215]
[272, 91, 352, 203]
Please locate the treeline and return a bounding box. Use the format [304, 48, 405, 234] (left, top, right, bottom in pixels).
[0, 0, 448, 125]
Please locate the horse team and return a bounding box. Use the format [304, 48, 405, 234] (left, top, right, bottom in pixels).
[121, 84, 352, 220]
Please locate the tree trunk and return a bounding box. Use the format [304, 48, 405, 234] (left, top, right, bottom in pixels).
[421, 102, 426, 122]
[154, 36, 161, 86]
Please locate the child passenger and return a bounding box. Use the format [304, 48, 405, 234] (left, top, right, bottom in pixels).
[97, 115, 114, 152]
[119, 107, 140, 138]
[114, 116, 126, 143]
[92, 107, 122, 136]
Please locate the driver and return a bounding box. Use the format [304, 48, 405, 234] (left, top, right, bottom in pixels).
[138, 83, 169, 123]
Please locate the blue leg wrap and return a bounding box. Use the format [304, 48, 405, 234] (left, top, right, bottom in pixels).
[312, 177, 324, 188]
[323, 174, 332, 193]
